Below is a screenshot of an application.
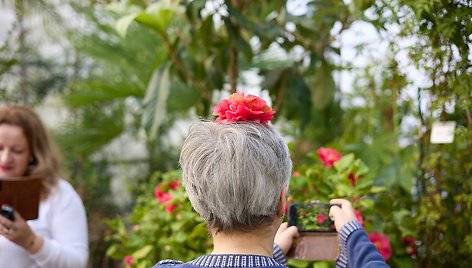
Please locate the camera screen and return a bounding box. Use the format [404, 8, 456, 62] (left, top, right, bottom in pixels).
[288, 203, 336, 232]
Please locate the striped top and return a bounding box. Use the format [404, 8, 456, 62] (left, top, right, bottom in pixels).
[154, 245, 286, 268]
[153, 221, 386, 268]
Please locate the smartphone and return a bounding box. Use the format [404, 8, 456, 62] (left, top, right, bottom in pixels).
[0, 204, 14, 221]
[288, 202, 336, 232]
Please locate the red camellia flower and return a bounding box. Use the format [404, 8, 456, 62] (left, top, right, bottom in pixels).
[168, 180, 179, 190]
[368, 231, 392, 261]
[213, 93, 275, 124]
[166, 203, 177, 214]
[402, 236, 417, 256]
[317, 147, 343, 168]
[154, 180, 180, 205]
[123, 255, 134, 266]
[316, 213, 326, 225]
[354, 209, 365, 227]
[348, 172, 356, 186]
[154, 186, 172, 204]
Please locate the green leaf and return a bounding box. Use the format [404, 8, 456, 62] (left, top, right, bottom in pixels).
[142, 63, 171, 140]
[135, 1, 184, 34]
[65, 81, 143, 107]
[334, 154, 355, 171]
[115, 12, 140, 37]
[223, 17, 253, 60]
[312, 59, 335, 109]
[133, 245, 153, 259]
[287, 259, 310, 268]
[370, 186, 386, 193]
[313, 261, 331, 268]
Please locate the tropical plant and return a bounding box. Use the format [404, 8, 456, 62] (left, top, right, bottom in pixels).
[0, 0, 68, 105]
[106, 170, 212, 268]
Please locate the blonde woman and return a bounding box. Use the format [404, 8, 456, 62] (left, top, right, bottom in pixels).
[0, 105, 88, 268]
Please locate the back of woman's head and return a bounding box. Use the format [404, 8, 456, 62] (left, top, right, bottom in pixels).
[180, 121, 292, 232]
[0, 105, 61, 197]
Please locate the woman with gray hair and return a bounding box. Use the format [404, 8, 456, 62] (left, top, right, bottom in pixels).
[153, 93, 388, 268]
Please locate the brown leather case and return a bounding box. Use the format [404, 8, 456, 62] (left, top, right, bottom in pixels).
[287, 232, 339, 260]
[0, 177, 41, 220]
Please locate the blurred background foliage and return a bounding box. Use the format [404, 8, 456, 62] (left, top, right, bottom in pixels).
[0, 0, 471, 267]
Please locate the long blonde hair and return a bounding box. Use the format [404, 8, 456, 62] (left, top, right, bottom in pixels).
[0, 105, 61, 199]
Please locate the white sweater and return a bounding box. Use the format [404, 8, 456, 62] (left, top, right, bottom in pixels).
[0, 179, 89, 268]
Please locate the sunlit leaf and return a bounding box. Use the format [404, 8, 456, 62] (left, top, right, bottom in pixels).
[115, 12, 140, 37]
[142, 63, 171, 140]
[132, 245, 153, 259]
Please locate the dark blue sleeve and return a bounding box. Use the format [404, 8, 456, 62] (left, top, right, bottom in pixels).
[339, 221, 389, 268]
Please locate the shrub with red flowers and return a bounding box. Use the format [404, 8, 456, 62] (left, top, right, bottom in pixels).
[288, 147, 398, 267]
[106, 171, 212, 268]
[105, 146, 418, 268]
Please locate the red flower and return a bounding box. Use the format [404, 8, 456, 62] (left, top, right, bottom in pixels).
[354, 209, 365, 227]
[166, 203, 177, 214]
[213, 93, 275, 124]
[348, 172, 356, 186]
[154, 187, 172, 204]
[123, 255, 134, 266]
[292, 171, 300, 177]
[402, 236, 417, 256]
[368, 231, 392, 261]
[317, 147, 342, 168]
[168, 180, 179, 190]
[316, 213, 326, 225]
[154, 180, 180, 205]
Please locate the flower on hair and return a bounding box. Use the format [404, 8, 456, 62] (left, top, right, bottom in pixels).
[213, 93, 275, 124]
[317, 147, 342, 168]
[368, 231, 392, 260]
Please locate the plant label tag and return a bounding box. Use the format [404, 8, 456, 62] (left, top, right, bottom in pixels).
[430, 121, 456, 144]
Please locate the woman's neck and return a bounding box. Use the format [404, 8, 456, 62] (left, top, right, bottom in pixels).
[211, 222, 278, 257]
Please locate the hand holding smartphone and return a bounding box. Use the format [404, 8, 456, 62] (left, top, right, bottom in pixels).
[0, 204, 14, 221]
[286, 202, 339, 260]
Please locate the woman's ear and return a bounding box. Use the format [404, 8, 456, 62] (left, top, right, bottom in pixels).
[276, 187, 287, 218]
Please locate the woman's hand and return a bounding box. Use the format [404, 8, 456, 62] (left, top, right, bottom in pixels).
[274, 222, 299, 255]
[329, 199, 358, 232]
[0, 208, 43, 254]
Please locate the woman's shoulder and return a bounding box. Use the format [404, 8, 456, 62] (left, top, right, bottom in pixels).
[48, 179, 82, 202]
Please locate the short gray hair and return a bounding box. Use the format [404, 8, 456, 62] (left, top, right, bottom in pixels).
[179, 121, 292, 232]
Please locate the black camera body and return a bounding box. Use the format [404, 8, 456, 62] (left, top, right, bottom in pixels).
[0, 205, 15, 221]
